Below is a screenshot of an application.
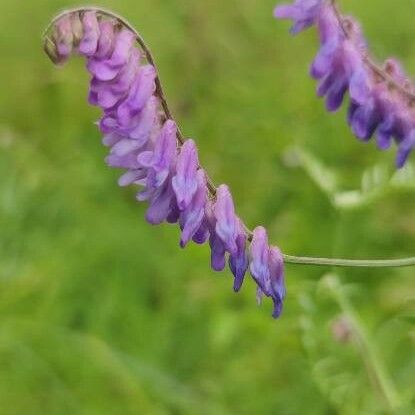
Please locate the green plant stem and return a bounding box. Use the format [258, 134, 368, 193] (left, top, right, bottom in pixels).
[323, 275, 400, 412]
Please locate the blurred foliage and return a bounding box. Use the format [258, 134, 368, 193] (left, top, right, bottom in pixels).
[0, 0, 414, 414]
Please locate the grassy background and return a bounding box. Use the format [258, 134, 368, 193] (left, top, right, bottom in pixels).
[0, 0, 414, 413]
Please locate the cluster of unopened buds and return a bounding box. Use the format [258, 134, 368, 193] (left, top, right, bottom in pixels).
[275, 0, 415, 168]
[43, 1, 415, 319]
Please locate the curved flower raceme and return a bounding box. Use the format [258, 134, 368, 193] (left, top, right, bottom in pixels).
[275, 0, 415, 167]
[44, 9, 286, 318]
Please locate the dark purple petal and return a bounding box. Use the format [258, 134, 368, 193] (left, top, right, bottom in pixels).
[350, 99, 379, 141]
[274, 0, 322, 34]
[396, 130, 415, 168]
[376, 114, 395, 150]
[325, 76, 348, 112]
[205, 201, 226, 271]
[118, 169, 147, 186]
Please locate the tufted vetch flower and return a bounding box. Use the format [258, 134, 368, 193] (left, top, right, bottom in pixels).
[43, 8, 287, 319]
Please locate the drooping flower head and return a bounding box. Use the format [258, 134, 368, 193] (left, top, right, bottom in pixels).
[275, 0, 415, 167]
[43, 8, 287, 319]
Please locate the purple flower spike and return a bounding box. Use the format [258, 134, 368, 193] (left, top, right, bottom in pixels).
[172, 139, 199, 211]
[274, 0, 323, 34]
[268, 246, 286, 318]
[275, 0, 415, 166]
[45, 9, 290, 319]
[249, 226, 270, 295]
[214, 185, 238, 255]
[88, 29, 135, 81]
[350, 100, 379, 141]
[179, 169, 207, 248]
[229, 220, 248, 292]
[79, 11, 100, 56]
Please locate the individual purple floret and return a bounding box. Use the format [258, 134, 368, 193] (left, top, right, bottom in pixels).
[229, 219, 249, 292]
[214, 184, 238, 255]
[179, 169, 207, 247]
[274, 0, 323, 34]
[172, 139, 199, 210]
[268, 246, 286, 318]
[250, 227, 286, 317]
[275, 0, 415, 167]
[45, 10, 286, 318]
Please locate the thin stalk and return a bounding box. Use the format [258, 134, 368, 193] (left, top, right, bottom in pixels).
[324, 275, 400, 412]
[43, 7, 415, 269]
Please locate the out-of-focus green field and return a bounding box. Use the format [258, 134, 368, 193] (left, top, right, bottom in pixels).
[0, 0, 414, 413]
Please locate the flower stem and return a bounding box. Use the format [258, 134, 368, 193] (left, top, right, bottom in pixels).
[323, 275, 400, 411]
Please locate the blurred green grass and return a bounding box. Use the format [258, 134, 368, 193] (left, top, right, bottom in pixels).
[0, 0, 414, 414]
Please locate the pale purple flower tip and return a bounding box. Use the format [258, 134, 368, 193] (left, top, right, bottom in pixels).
[47, 10, 288, 319]
[172, 139, 199, 211]
[349, 99, 379, 141]
[210, 233, 227, 271]
[79, 11, 100, 56]
[213, 184, 238, 255]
